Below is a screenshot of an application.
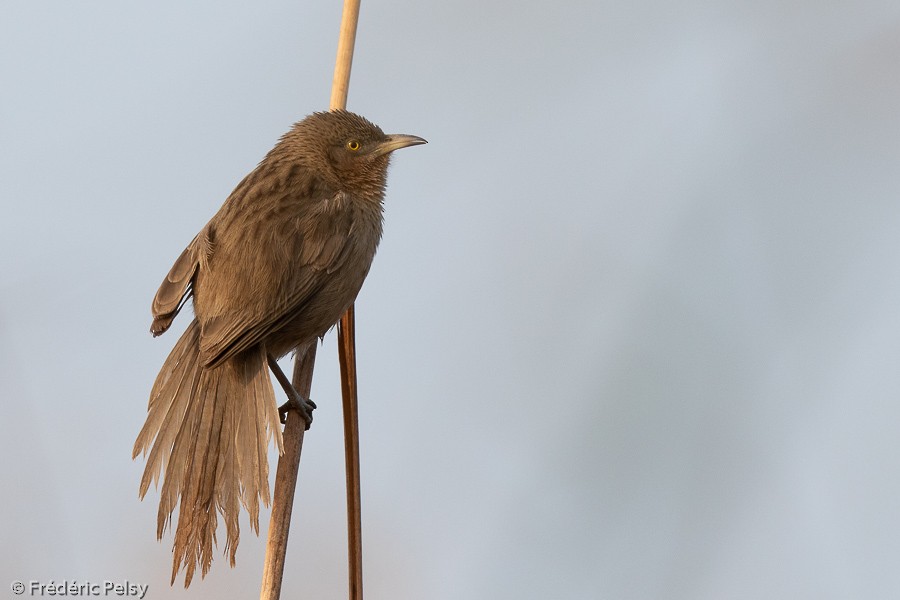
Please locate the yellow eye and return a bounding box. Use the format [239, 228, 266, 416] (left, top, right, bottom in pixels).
[346, 140, 360, 151]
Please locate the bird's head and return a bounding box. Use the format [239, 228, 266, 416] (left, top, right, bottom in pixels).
[283, 110, 426, 199]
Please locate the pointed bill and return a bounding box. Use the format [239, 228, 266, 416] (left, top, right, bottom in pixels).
[372, 134, 427, 157]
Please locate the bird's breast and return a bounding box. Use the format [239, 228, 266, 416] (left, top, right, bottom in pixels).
[263, 193, 383, 356]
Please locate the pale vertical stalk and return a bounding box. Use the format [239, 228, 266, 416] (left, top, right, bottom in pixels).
[260, 344, 316, 600]
[330, 0, 361, 111]
[331, 0, 365, 596]
[260, 0, 364, 598]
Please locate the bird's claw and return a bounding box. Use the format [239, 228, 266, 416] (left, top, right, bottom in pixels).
[278, 396, 317, 429]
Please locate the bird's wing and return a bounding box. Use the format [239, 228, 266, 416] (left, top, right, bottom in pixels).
[150, 229, 211, 336]
[196, 194, 356, 368]
[198, 266, 324, 368]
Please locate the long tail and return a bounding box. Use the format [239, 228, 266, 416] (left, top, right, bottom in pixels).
[133, 319, 283, 586]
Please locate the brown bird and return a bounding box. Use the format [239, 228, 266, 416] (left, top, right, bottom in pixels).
[132, 110, 425, 586]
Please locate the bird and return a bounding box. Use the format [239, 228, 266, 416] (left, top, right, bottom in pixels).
[132, 110, 426, 586]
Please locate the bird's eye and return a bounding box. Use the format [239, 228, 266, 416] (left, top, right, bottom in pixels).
[346, 140, 361, 151]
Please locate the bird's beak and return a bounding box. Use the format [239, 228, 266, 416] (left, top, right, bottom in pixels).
[372, 134, 428, 157]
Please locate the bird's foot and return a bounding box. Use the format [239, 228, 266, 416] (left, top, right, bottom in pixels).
[267, 352, 317, 429]
[279, 395, 317, 429]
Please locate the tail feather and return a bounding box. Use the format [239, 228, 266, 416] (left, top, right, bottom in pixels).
[134, 323, 201, 496]
[133, 319, 282, 587]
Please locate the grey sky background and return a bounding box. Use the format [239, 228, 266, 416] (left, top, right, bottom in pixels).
[2, 1, 900, 598]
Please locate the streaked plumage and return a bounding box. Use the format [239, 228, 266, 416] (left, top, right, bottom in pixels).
[133, 110, 425, 586]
